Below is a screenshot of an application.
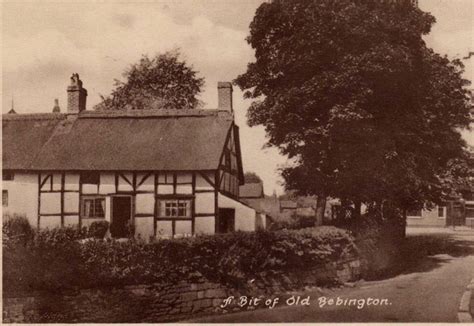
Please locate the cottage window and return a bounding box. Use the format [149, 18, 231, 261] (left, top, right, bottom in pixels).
[2, 190, 8, 207]
[438, 206, 445, 218]
[466, 204, 474, 218]
[158, 199, 191, 218]
[81, 172, 100, 185]
[3, 171, 14, 181]
[82, 196, 105, 218]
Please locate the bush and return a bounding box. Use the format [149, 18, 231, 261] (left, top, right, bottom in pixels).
[3, 214, 34, 245]
[3, 226, 357, 294]
[268, 215, 317, 231]
[331, 211, 406, 279]
[88, 221, 109, 239]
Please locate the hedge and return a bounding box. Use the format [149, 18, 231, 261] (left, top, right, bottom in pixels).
[3, 221, 357, 295]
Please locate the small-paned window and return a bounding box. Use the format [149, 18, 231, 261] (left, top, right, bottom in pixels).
[158, 199, 191, 218]
[81, 172, 100, 185]
[2, 171, 14, 181]
[2, 190, 8, 207]
[82, 196, 105, 218]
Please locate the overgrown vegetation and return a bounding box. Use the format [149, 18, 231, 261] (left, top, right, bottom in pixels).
[3, 216, 356, 295]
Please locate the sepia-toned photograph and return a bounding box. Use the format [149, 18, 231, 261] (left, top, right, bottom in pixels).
[2, 0, 473, 323]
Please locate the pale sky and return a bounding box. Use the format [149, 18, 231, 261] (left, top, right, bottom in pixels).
[2, 0, 473, 195]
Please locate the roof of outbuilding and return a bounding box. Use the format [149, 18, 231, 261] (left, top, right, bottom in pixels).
[280, 200, 298, 209]
[2, 110, 234, 171]
[239, 182, 264, 198]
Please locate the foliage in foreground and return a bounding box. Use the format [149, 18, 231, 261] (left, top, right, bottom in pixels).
[3, 220, 356, 294]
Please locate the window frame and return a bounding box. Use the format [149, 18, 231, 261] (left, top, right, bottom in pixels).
[81, 195, 106, 219]
[80, 172, 100, 185]
[157, 198, 193, 219]
[437, 206, 446, 218]
[2, 171, 14, 181]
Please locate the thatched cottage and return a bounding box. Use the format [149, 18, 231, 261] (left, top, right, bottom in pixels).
[2, 75, 262, 239]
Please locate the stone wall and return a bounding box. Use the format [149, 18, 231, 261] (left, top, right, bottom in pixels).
[3, 259, 361, 323]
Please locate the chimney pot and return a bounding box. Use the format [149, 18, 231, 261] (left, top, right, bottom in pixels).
[67, 73, 87, 113]
[52, 99, 61, 113]
[217, 82, 233, 112]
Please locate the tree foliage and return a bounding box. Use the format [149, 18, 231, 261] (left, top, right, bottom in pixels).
[95, 50, 204, 110]
[244, 171, 263, 183]
[235, 0, 472, 212]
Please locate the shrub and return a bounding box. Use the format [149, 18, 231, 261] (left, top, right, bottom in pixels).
[4, 225, 357, 294]
[88, 221, 109, 239]
[268, 215, 317, 230]
[2, 214, 34, 245]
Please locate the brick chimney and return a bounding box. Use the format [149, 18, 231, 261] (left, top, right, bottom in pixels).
[218, 82, 233, 112]
[67, 73, 87, 113]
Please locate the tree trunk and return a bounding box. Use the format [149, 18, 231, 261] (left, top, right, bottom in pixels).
[316, 195, 327, 225]
[354, 200, 362, 220]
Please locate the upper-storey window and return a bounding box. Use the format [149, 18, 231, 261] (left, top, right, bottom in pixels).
[81, 172, 100, 185]
[2, 171, 14, 181]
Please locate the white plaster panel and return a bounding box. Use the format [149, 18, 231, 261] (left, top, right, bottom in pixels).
[156, 220, 173, 237]
[40, 193, 61, 215]
[105, 197, 111, 223]
[176, 172, 192, 184]
[99, 173, 115, 194]
[157, 184, 174, 194]
[137, 173, 154, 192]
[39, 215, 61, 229]
[195, 173, 214, 190]
[64, 174, 80, 191]
[64, 215, 79, 227]
[64, 192, 79, 213]
[52, 173, 62, 191]
[118, 174, 133, 192]
[175, 220, 192, 236]
[158, 172, 174, 184]
[135, 216, 154, 241]
[13, 173, 38, 184]
[136, 194, 155, 215]
[82, 184, 99, 194]
[195, 216, 215, 234]
[176, 184, 193, 195]
[195, 192, 215, 214]
[2, 173, 38, 227]
[219, 193, 256, 232]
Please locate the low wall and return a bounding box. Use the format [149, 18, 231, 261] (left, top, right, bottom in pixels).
[3, 259, 360, 323]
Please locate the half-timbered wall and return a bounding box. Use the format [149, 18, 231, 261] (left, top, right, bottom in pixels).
[218, 127, 240, 198]
[16, 168, 254, 238]
[38, 172, 80, 229]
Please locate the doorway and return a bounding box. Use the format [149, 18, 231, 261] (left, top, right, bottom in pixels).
[217, 208, 235, 233]
[111, 196, 132, 238]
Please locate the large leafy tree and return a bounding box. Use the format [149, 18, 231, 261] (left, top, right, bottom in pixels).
[95, 50, 204, 110]
[235, 0, 472, 221]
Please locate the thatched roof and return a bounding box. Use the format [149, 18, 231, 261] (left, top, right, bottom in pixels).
[3, 110, 235, 171]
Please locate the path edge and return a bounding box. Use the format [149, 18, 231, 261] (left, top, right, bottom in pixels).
[458, 278, 474, 323]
